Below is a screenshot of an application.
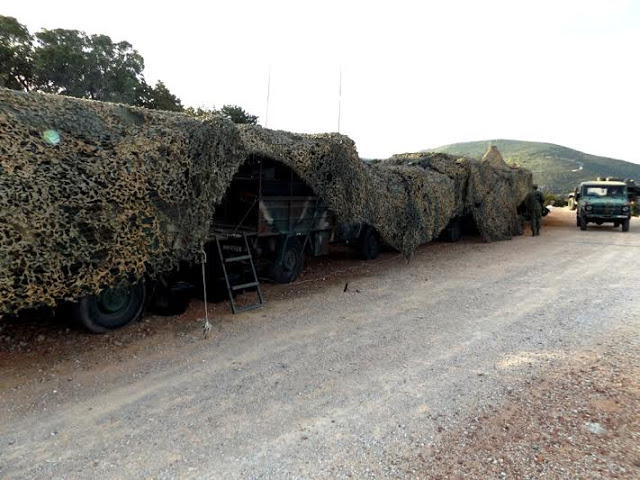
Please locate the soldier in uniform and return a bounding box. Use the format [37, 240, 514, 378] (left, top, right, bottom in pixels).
[525, 184, 545, 236]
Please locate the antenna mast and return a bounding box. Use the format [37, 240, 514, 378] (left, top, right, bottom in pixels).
[265, 66, 271, 128]
[337, 66, 342, 133]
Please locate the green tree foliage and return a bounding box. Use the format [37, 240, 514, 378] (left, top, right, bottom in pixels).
[138, 80, 183, 112]
[1, 15, 256, 117]
[32, 29, 147, 104]
[0, 17, 182, 111]
[219, 104, 258, 125]
[0, 15, 33, 90]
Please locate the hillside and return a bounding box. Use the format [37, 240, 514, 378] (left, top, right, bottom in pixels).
[430, 140, 640, 193]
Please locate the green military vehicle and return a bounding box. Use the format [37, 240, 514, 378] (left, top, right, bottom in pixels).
[575, 180, 631, 231]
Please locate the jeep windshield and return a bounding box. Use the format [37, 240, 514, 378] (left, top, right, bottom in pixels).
[582, 186, 626, 198]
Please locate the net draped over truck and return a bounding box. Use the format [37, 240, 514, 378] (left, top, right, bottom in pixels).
[0, 88, 531, 316]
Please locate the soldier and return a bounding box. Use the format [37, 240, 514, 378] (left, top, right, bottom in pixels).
[525, 184, 545, 236]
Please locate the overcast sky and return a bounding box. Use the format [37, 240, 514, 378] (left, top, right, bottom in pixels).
[4, 0, 640, 162]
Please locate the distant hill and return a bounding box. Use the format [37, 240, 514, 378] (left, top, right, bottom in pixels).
[430, 139, 640, 193]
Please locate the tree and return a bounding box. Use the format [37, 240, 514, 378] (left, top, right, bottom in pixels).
[219, 104, 258, 125]
[138, 80, 183, 112]
[2, 15, 184, 111]
[0, 15, 33, 90]
[32, 29, 147, 105]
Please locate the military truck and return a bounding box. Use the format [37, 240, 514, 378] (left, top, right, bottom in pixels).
[575, 180, 631, 231]
[209, 154, 380, 287]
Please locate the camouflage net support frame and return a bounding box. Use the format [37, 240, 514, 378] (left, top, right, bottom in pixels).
[0, 88, 531, 317]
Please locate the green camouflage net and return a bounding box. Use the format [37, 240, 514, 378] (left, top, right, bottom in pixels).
[238, 126, 457, 258]
[0, 88, 245, 315]
[387, 147, 532, 241]
[240, 127, 531, 255]
[0, 89, 531, 317]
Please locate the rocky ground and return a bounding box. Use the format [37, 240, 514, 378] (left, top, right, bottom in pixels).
[1, 208, 639, 479]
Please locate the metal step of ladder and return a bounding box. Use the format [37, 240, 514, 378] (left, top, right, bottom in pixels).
[214, 234, 265, 314]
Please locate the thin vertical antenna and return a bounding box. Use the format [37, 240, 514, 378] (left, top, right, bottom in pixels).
[265, 66, 271, 128]
[337, 66, 342, 133]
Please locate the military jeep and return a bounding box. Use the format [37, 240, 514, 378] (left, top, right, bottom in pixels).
[576, 181, 631, 231]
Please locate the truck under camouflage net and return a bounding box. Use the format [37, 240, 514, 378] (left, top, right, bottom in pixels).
[0, 88, 532, 331]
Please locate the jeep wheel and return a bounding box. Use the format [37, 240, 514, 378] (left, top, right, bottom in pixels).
[614, 221, 620, 228]
[622, 218, 630, 232]
[576, 216, 580, 227]
[579, 216, 587, 231]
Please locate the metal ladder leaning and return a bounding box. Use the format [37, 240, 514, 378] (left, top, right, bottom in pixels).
[214, 233, 265, 314]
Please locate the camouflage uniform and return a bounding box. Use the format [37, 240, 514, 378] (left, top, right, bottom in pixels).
[525, 185, 544, 236]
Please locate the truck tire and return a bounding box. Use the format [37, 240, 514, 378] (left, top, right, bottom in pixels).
[622, 218, 630, 232]
[72, 282, 146, 333]
[576, 216, 580, 227]
[360, 227, 381, 260]
[271, 238, 303, 284]
[579, 216, 587, 231]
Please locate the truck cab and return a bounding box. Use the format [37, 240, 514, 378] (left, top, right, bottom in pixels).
[576, 181, 631, 231]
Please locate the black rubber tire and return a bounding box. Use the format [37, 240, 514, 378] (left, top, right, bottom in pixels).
[271, 238, 303, 284]
[614, 221, 620, 228]
[579, 216, 587, 231]
[622, 218, 630, 232]
[72, 282, 146, 333]
[360, 227, 381, 260]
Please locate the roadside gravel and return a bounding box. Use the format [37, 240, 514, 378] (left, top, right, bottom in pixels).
[1, 208, 639, 479]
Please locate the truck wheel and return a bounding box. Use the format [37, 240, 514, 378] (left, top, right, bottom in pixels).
[622, 218, 630, 232]
[271, 238, 303, 284]
[576, 216, 580, 227]
[72, 282, 146, 333]
[360, 227, 381, 260]
[614, 221, 620, 228]
[579, 216, 587, 231]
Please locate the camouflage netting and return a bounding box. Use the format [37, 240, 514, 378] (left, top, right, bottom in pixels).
[0, 88, 531, 316]
[238, 125, 458, 259]
[386, 146, 532, 242]
[0, 88, 245, 315]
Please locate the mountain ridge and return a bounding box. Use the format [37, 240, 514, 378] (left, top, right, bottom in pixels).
[429, 139, 640, 193]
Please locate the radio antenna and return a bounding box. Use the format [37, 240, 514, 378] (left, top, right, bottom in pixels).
[337, 66, 342, 133]
[265, 66, 271, 128]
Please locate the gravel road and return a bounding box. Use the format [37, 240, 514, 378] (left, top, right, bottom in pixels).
[1, 208, 639, 479]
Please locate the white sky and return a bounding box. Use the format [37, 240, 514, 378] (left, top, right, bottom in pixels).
[4, 0, 640, 162]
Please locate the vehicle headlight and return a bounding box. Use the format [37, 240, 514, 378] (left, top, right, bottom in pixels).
[622, 205, 630, 212]
[585, 205, 593, 211]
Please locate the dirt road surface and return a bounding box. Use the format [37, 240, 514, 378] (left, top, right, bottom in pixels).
[1, 208, 639, 479]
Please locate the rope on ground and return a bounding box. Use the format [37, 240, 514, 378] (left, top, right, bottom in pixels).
[200, 244, 211, 338]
